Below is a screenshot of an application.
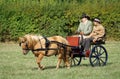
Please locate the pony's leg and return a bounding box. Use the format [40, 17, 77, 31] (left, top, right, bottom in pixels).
[36, 54, 44, 70]
[56, 54, 62, 69]
[63, 54, 70, 69]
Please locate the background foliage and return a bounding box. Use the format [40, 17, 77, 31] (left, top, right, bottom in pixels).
[0, 0, 120, 42]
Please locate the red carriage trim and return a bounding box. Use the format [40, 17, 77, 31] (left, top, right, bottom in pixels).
[66, 36, 80, 46]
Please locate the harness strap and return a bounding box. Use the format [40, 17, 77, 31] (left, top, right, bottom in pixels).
[32, 48, 59, 51]
[43, 36, 50, 56]
[32, 36, 60, 56]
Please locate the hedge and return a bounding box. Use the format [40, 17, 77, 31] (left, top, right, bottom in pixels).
[0, 0, 120, 42]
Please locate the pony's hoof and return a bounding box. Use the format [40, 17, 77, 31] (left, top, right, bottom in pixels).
[41, 68, 44, 70]
[67, 67, 70, 69]
[39, 66, 45, 70]
[56, 67, 59, 70]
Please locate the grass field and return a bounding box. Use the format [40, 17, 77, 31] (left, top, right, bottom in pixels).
[0, 41, 120, 79]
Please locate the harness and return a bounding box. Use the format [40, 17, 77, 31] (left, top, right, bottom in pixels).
[20, 36, 72, 56]
[42, 36, 51, 56]
[31, 36, 60, 56]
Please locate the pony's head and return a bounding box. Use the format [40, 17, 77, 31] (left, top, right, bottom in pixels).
[19, 34, 43, 55]
[19, 36, 30, 55]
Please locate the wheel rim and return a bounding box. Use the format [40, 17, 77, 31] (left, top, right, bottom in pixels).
[90, 45, 108, 67]
[69, 54, 82, 66]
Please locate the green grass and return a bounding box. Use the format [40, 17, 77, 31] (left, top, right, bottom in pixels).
[0, 41, 120, 79]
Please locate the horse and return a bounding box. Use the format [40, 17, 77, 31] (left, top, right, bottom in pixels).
[19, 34, 70, 70]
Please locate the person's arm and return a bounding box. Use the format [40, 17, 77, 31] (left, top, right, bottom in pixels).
[95, 26, 105, 38]
[76, 23, 82, 33]
[85, 26, 96, 38]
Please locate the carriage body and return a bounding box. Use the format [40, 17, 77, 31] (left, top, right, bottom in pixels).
[66, 36, 108, 67]
[66, 36, 80, 46]
[66, 36, 83, 56]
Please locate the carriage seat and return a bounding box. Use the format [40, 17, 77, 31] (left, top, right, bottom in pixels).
[91, 40, 105, 45]
[91, 37, 106, 45]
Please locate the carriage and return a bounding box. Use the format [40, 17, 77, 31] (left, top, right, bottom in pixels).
[66, 36, 108, 67]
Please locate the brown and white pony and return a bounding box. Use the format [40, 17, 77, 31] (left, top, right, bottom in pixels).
[19, 34, 70, 70]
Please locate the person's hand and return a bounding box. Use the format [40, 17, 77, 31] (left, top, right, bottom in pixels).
[90, 33, 96, 36]
[80, 32, 84, 35]
[84, 36, 90, 38]
[75, 31, 79, 34]
[93, 38, 97, 43]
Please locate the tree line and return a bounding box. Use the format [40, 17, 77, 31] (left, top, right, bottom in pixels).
[0, 0, 120, 42]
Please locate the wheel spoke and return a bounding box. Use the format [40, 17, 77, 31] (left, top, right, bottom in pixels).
[73, 59, 76, 65]
[93, 52, 97, 55]
[74, 58, 79, 62]
[91, 55, 96, 58]
[93, 51, 97, 56]
[99, 51, 105, 56]
[99, 59, 106, 66]
[69, 56, 81, 66]
[99, 58, 105, 64]
[95, 59, 99, 66]
[92, 48, 97, 55]
[70, 59, 73, 66]
[98, 47, 102, 54]
[92, 58, 97, 64]
[98, 59, 101, 66]
[96, 47, 99, 54]
[100, 56, 106, 58]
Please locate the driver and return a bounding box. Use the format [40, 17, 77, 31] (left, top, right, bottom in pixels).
[76, 13, 93, 36]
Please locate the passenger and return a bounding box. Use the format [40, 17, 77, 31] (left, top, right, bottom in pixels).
[76, 13, 93, 36]
[82, 18, 105, 57]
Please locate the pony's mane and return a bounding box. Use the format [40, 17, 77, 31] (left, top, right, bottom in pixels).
[24, 34, 44, 45]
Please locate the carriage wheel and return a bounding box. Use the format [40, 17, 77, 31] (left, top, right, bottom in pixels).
[89, 45, 108, 67]
[69, 53, 82, 66]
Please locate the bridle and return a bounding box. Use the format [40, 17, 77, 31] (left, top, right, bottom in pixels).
[19, 36, 45, 51]
[19, 41, 30, 50]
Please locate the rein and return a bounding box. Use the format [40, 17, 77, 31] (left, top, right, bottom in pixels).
[32, 48, 59, 51]
[32, 38, 71, 56]
[20, 36, 74, 56]
[32, 40, 75, 51]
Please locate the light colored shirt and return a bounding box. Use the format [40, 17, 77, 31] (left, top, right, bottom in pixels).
[77, 20, 92, 35]
[90, 24, 105, 39]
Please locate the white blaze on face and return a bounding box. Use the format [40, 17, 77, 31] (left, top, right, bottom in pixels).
[23, 50, 29, 55]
